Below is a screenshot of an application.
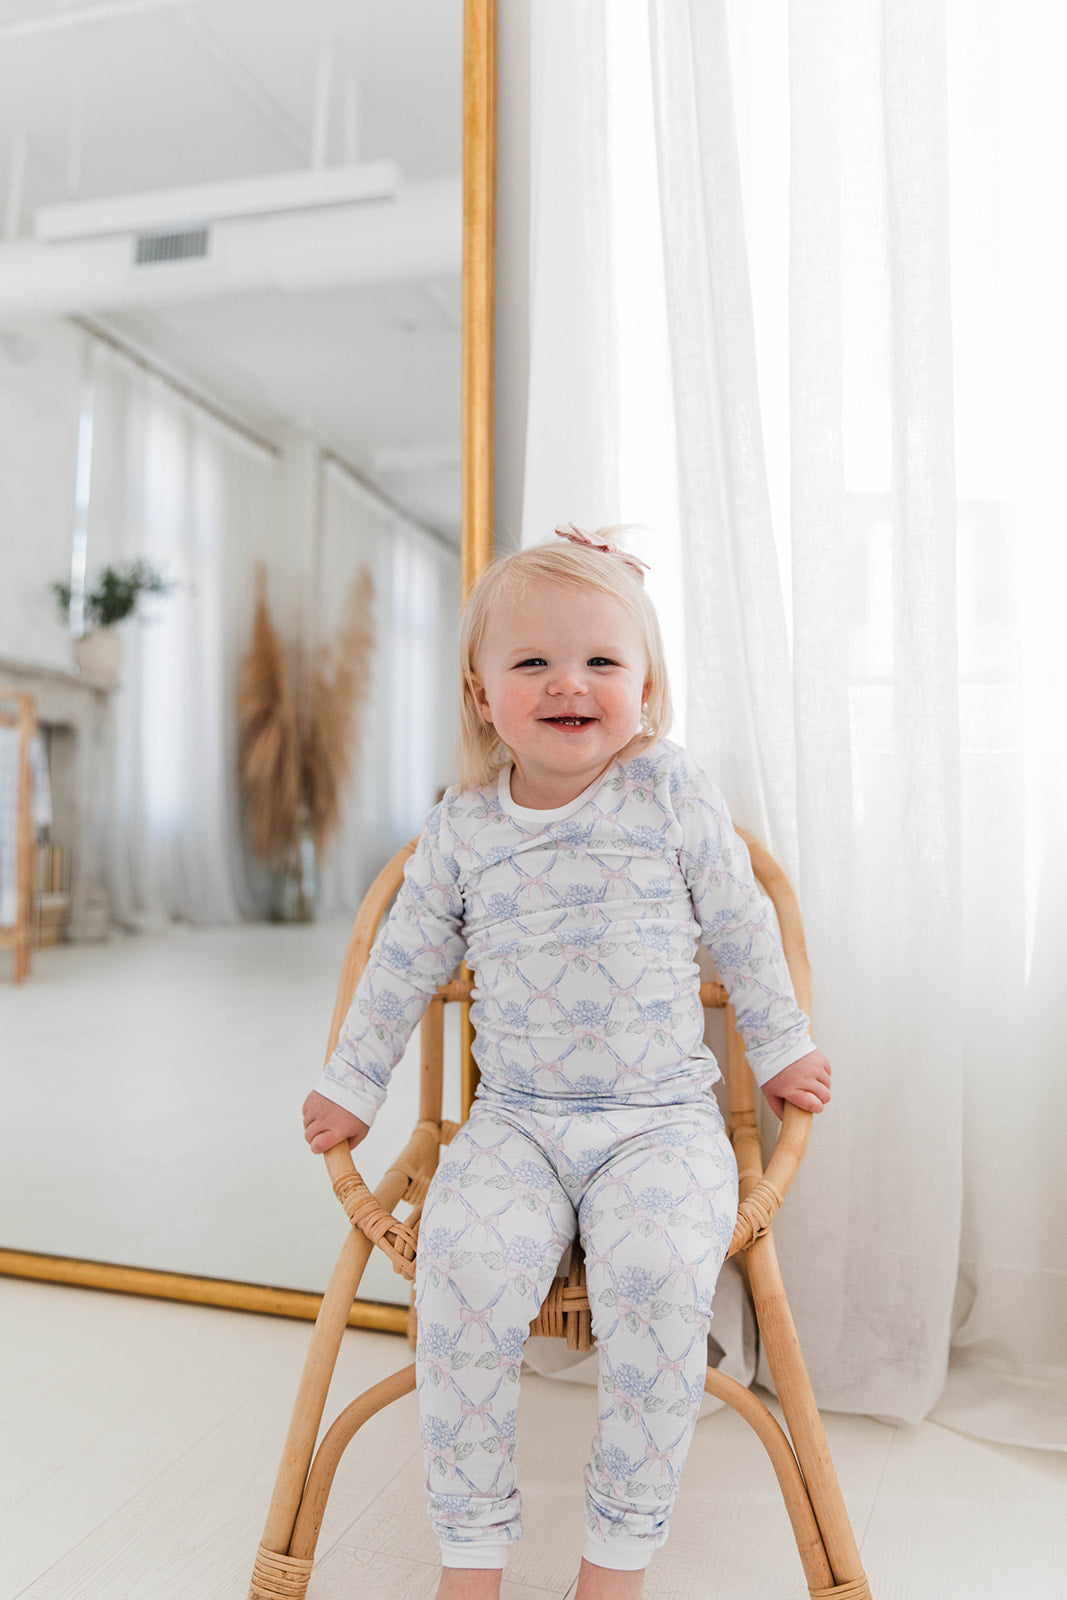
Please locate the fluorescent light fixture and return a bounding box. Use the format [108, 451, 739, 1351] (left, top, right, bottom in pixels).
[35, 160, 400, 243]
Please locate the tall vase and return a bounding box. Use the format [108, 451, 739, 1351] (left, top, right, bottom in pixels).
[74, 628, 122, 686]
[268, 827, 318, 924]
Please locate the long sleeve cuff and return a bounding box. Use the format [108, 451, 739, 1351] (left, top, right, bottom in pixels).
[747, 1029, 817, 1087]
[312, 1069, 382, 1129]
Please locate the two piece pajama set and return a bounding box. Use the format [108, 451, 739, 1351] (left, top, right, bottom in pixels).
[316, 739, 813, 1572]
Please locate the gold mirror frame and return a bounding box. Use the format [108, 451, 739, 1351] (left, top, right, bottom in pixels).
[0, 0, 497, 1335]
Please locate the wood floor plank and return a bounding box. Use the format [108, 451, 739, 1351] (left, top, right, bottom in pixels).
[10, 1390, 421, 1600]
[0, 1279, 146, 1428]
[312, 1545, 564, 1600]
[3, 1282, 1065, 1600]
[858, 1418, 1067, 1600]
[642, 1399, 897, 1600]
[0, 1359, 269, 1593]
[0, 1287, 418, 1600]
[0, 1310, 292, 1520]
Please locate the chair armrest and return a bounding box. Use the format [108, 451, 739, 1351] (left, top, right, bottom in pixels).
[322, 1116, 449, 1281]
[727, 1102, 813, 1256]
[323, 1143, 420, 1280]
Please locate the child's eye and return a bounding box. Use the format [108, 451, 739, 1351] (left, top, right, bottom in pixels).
[514, 657, 546, 668]
[588, 657, 617, 667]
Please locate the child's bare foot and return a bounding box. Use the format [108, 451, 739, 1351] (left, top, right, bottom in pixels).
[574, 1557, 646, 1600]
[434, 1567, 503, 1600]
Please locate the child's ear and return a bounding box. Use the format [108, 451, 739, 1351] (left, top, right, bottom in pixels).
[469, 674, 494, 723]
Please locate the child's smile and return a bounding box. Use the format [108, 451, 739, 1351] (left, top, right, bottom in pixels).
[469, 581, 650, 809]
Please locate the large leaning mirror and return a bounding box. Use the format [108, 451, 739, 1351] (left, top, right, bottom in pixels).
[0, 0, 495, 1325]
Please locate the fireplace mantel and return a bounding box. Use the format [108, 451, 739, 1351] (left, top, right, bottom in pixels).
[0, 654, 112, 939]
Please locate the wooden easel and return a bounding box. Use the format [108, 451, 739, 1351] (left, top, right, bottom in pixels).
[0, 688, 37, 983]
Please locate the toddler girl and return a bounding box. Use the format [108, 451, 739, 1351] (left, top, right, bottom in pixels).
[303, 526, 831, 1599]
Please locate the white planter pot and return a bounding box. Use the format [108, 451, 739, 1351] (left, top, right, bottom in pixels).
[74, 628, 122, 686]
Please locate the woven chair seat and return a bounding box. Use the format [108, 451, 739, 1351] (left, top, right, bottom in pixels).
[527, 1244, 595, 1350]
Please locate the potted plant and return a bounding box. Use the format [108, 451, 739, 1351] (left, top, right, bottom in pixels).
[52, 560, 173, 685]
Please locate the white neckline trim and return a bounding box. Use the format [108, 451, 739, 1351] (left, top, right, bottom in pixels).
[497, 763, 609, 824]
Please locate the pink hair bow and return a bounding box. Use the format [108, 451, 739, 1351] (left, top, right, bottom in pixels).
[553, 522, 650, 582]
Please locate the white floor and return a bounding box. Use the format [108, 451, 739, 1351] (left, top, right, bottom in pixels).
[1, 1276, 1065, 1600]
[0, 922, 463, 1308]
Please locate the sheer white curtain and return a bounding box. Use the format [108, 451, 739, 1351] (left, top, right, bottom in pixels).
[86, 340, 277, 927]
[86, 340, 459, 930]
[312, 460, 461, 918]
[522, 2, 687, 737]
[650, 0, 964, 1429]
[522, 0, 1067, 1444]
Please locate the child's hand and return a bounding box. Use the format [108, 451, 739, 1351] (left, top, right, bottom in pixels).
[761, 1049, 832, 1120]
[302, 1090, 371, 1155]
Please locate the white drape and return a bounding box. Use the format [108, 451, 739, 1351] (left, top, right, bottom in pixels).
[652, 0, 965, 1429]
[522, 5, 617, 540]
[313, 461, 461, 917]
[521, 0, 1066, 1446]
[86, 345, 461, 929]
[86, 342, 276, 928]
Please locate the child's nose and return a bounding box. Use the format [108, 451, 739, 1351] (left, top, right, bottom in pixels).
[546, 668, 588, 695]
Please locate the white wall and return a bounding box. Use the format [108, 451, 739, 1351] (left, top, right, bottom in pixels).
[0, 318, 84, 670]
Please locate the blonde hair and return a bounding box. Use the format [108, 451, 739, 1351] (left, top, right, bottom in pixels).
[455, 536, 672, 791]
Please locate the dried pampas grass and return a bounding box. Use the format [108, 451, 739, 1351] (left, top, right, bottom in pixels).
[300, 567, 376, 852]
[237, 572, 302, 863]
[237, 565, 375, 867]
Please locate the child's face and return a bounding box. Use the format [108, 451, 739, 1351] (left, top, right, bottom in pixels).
[470, 580, 650, 805]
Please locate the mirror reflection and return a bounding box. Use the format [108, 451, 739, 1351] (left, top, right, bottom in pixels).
[0, 0, 465, 1308]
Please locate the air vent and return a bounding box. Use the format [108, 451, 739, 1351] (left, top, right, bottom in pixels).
[134, 229, 210, 265]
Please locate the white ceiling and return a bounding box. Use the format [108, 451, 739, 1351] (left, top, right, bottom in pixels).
[0, 0, 464, 540]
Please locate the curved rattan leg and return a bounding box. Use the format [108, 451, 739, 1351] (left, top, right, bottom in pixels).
[248, 1544, 314, 1600]
[249, 1226, 377, 1599]
[806, 1581, 876, 1598]
[746, 1229, 873, 1599]
[703, 1368, 834, 1592]
[250, 1117, 442, 1600]
[289, 1363, 418, 1560]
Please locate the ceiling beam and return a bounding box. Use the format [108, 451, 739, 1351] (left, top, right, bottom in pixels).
[0, 176, 461, 316]
[176, 9, 312, 165]
[36, 161, 400, 242]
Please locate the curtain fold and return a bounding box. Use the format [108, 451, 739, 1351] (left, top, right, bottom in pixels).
[648, 0, 799, 869]
[313, 461, 461, 918]
[520, 1, 620, 541]
[87, 343, 276, 927]
[520, 0, 1066, 1445]
[86, 343, 461, 929]
[648, 0, 966, 1424]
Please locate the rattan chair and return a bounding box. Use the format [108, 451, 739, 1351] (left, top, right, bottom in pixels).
[248, 832, 873, 1600]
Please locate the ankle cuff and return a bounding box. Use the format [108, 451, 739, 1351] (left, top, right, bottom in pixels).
[583, 1532, 656, 1571]
[440, 1540, 510, 1569]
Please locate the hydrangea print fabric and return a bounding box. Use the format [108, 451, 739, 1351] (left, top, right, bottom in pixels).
[313, 738, 814, 1566]
[414, 1099, 737, 1563]
[316, 740, 813, 1129]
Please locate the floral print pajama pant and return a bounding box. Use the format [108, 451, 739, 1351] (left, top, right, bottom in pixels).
[413, 1095, 739, 1572]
